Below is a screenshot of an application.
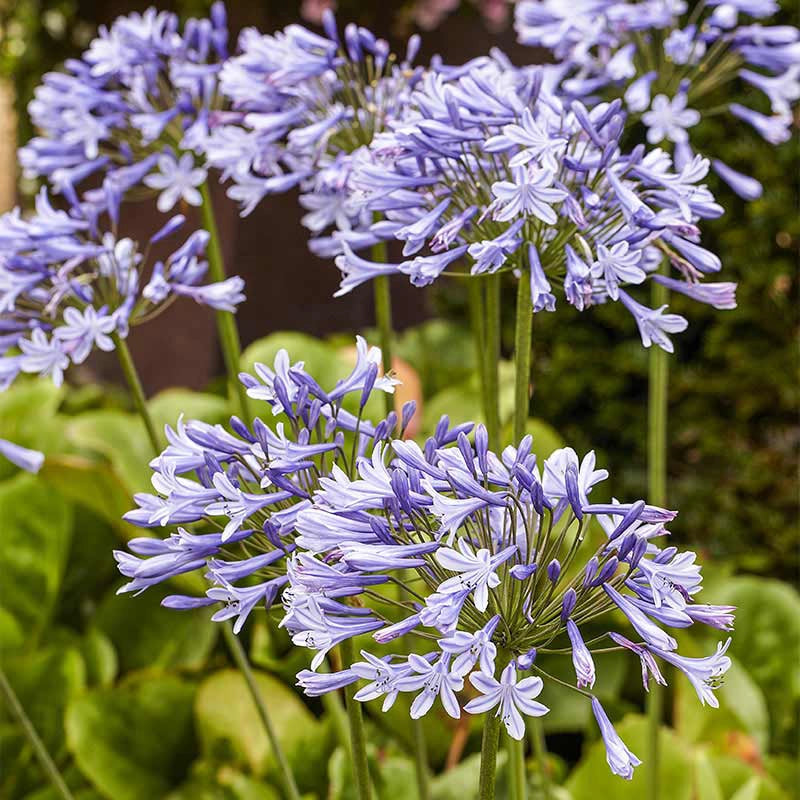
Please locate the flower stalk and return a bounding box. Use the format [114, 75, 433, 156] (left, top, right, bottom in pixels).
[112, 332, 160, 453]
[508, 734, 527, 800]
[646, 267, 670, 800]
[371, 252, 395, 418]
[513, 269, 533, 441]
[199, 182, 251, 421]
[340, 636, 373, 800]
[0, 667, 75, 800]
[485, 274, 502, 449]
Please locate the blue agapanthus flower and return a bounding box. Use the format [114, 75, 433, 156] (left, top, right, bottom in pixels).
[114, 337, 403, 633]
[204, 10, 423, 235]
[328, 55, 733, 351]
[282, 423, 734, 779]
[0, 438, 44, 473]
[515, 0, 800, 198]
[18, 3, 229, 214]
[0, 190, 243, 390]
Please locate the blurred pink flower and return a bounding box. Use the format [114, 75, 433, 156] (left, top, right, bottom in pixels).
[301, 0, 336, 25]
[412, 0, 460, 30]
[478, 0, 510, 31]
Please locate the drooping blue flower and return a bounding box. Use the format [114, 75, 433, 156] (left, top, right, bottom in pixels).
[0, 438, 45, 473]
[591, 696, 642, 780]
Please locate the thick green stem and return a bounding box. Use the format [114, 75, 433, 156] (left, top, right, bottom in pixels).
[0, 667, 75, 800]
[222, 625, 301, 800]
[513, 270, 533, 442]
[530, 719, 550, 799]
[646, 272, 669, 800]
[372, 268, 395, 418]
[478, 713, 502, 800]
[508, 735, 527, 800]
[199, 182, 250, 421]
[340, 637, 372, 800]
[113, 333, 160, 453]
[485, 273, 502, 449]
[413, 718, 431, 800]
[468, 277, 490, 435]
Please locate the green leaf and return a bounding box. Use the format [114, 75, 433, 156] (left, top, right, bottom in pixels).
[80, 628, 118, 688]
[165, 762, 281, 800]
[93, 585, 217, 673]
[566, 715, 693, 800]
[63, 410, 153, 493]
[0, 474, 72, 636]
[731, 778, 763, 800]
[523, 418, 564, 462]
[711, 755, 790, 800]
[0, 606, 24, 650]
[241, 332, 351, 391]
[149, 389, 229, 432]
[194, 668, 326, 790]
[430, 752, 509, 800]
[65, 676, 196, 800]
[693, 751, 724, 800]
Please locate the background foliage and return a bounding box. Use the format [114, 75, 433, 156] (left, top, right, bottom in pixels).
[0, 1, 798, 799]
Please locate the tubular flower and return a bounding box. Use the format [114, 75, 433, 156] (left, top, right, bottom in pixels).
[515, 0, 800, 198]
[0, 191, 242, 390]
[283, 421, 734, 775]
[205, 9, 423, 239]
[19, 3, 230, 216]
[329, 55, 731, 351]
[114, 338, 403, 636]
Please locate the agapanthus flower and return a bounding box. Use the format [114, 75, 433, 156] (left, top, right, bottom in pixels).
[19, 4, 230, 217]
[0, 190, 243, 390]
[282, 421, 734, 777]
[329, 55, 729, 350]
[114, 338, 403, 635]
[515, 0, 800, 198]
[0, 438, 45, 473]
[204, 9, 423, 254]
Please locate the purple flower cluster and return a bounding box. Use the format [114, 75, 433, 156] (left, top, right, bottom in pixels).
[204, 11, 422, 225]
[114, 338, 401, 633]
[515, 0, 800, 198]
[285, 424, 734, 778]
[330, 55, 734, 351]
[0, 190, 243, 390]
[18, 3, 229, 214]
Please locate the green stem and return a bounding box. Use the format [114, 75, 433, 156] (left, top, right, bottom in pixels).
[508, 735, 527, 800]
[513, 270, 533, 442]
[0, 667, 75, 800]
[646, 271, 669, 800]
[113, 333, 160, 453]
[413, 718, 431, 800]
[485, 273, 502, 449]
[530, 719, 550, 800]
[478, 713, 502, 800]
[372, 269, 395, 418]
[199, 182, 251, 421]
[340, 637, 372, 800]
[468, 277, 490, 436]
[221, 624, 301, 800]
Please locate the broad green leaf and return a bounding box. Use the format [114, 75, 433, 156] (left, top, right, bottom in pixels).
[0, 380, 65, 481]
[63, 410, 153, 493]
[65, 676, 196, 800]
[194, 668, 326, 791]
[430, 752, 509, 800]
[0, 474, 73, 636]
[3, 645, 86, 758]
[731, 778, 763, 800]
[524, 418, 564, 462]
[94, 585, 216, 673]
[693, 751, 724, 800]
[165, 762, 280, 800]
[149, 389, 229, 432]
[241, 332, 351, 391]
[80, 628, 118, 688]
[566, 715, 693, 800]
[710, 756, 790, 800]
[0, 606, 24, 650]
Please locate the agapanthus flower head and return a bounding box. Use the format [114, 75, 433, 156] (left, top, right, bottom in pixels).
[283, 422, 734, 778]
[204, 10, 423, 232]
[0, 189, 243, 390]
[330, 55, 731, 351]
[19, 3, 229, 215]
[514, 0, 800, 198]
[114, 337, 403, 635]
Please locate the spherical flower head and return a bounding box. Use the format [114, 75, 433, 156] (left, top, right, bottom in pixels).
[0, 188, 242, 390]
[206, 12, 423, 231]
[514, 0, 800, 199]
[284, 422, 734, 777]
[330, 56, 729, 351]
[18, 4, 229, 218]
[113, 338, 401, 636]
